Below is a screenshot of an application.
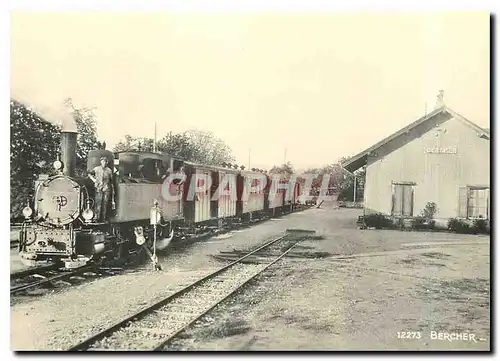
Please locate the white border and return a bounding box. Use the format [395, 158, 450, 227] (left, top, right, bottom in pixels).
[2, 1, 497, 360]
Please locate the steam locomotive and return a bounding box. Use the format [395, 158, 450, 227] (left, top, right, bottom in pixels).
[18, 128, 301, 269]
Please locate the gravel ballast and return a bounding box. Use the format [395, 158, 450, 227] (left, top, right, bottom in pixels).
[10, 208, 314, 350]
[11, 206, 490, 350]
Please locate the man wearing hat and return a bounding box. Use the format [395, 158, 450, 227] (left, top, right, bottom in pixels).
[88, 157, 115, 222]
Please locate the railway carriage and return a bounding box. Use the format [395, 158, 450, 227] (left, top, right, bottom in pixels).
[267, 177, 286, 216]
[181, 162, 242, 229]
[266, 175, 301, 216]
[238, 170, 269, 221]
[18, 127, 305, 269]
[287, 177, 301, 211]
[181, 162, 216, 226]
[212, 166, 239, 224]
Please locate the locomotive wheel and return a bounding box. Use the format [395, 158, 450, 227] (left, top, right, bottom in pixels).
[109, 242, 127, 265]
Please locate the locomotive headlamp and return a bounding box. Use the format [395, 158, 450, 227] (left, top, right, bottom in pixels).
[22, 206, 33, 219]
[53, 160, 63, 171]
[82, 208, 94, 222]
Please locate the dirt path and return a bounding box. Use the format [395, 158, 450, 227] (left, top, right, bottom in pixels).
[164, 209, 490, 351]
[10, 207, 490, 351]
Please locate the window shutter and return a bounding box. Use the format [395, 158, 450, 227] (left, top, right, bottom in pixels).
[458, 186, 468, 218]
[487, 188, 490, 220]
[391, 183, 395, 215]
[393, 184, 404, 216]
[402, 185, 413, 217]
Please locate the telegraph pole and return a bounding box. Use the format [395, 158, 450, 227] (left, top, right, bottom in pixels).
[153, 122, 157, 153]
[353, 175, 357, 202]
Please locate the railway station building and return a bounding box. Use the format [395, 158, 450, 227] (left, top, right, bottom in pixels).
[342, 94, 490, 227]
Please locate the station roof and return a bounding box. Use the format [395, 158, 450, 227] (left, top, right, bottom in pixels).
[341, 105, 490, 173]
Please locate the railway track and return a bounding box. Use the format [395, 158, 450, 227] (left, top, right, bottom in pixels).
[68, 229, 315, 351]
[10, 265, 100, 295]
[10, 263, 59, 281]
[10, 263, 126, 296]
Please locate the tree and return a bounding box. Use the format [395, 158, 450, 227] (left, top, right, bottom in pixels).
[113, 135, 155, 153]
[299, 162, 344, 196]
[336, 156, 366, 202]
[298, 156, 366, 199]
[10, 98, 101, 219]
[269, 161, 295, 176]
[183, 129, 235, 165]
[113, 129, 236, 166]
[10, 99, 60, 219]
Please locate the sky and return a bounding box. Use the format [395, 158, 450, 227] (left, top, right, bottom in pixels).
[10, 11, 490, 171]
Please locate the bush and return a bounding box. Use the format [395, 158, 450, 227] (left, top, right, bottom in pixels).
[363, 213, 393, 229]
[473, 218, 490, 234]
[338, 201, 363, 208]
[421, 202, 437, 219]
[448, 217, 490, 234]
[412, 216, 436, 230]
[447, 218, 475, 234]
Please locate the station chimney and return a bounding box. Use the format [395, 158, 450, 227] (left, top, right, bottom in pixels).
[434, 89, 445, 109]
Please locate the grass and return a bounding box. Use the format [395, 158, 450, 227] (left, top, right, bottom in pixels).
[201, 317, 252, 339]
[425, 262, 447, 267]
[421, 252, 451, 259]
[441, 278, 490, 294]
[417, 277, 490, 302]
[396, 257, 421, 266]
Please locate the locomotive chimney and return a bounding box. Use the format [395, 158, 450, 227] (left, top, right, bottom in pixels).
[60, 109, 78, 177]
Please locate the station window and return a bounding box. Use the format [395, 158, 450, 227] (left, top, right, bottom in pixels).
[391, 182, 415, 217]
[459, 186, 490, 220]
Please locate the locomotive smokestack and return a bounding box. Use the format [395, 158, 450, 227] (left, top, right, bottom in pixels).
[60, 110, 78, 177]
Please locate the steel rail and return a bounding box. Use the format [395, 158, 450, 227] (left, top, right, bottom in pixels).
[68, 234, 292, 351]
[10, 263, 58, 280]
[152, 238, 301, 350]
[10, 265, 94, 295]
